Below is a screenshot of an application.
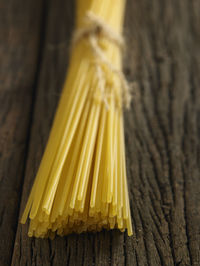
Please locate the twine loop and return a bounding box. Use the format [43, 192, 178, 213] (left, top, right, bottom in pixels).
[72, 11, 132, 109]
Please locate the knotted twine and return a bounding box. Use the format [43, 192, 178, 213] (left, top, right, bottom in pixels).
[72, 11, 131, 109]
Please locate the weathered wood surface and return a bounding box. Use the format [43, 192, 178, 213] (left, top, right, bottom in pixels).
[0, 0, 45, 264]
[0, 0, 199, 265]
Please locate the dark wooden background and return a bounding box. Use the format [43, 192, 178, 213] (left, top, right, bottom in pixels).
[0, 0, 200, 265]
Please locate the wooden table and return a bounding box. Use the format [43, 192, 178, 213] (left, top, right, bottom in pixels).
[1, 0, 200, 265]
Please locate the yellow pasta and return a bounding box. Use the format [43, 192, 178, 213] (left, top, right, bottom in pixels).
[21, 0, 133, 238]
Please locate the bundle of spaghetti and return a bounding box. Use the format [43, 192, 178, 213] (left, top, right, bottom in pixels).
[21, 0, 133, 238]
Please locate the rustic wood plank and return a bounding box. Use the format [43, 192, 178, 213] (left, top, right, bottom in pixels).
[0, 0, 45, 265]
[123, 1, 200, 265]
[12, 0, 200, 265]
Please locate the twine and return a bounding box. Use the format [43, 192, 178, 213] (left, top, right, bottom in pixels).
[72, 11, 132, 109]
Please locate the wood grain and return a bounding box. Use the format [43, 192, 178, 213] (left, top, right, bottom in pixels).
[0, 0, 45, 264]
[2, 0, 200, 265]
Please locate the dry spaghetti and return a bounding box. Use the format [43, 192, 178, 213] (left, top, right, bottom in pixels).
[21, 0, 133, 238]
